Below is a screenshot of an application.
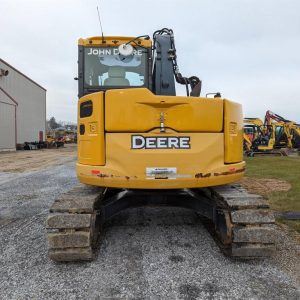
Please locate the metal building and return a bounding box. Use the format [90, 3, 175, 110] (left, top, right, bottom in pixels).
[0, 59, 46, 151]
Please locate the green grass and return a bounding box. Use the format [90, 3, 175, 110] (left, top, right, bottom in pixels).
[245, 156, 300, 233]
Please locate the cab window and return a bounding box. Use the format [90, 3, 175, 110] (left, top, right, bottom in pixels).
[84, 47, 147, 88]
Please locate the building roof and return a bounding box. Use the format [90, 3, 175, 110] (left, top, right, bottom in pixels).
[0, 58, 47, 91]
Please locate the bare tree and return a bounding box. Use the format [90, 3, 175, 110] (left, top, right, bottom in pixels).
[48, 117, 61, 129]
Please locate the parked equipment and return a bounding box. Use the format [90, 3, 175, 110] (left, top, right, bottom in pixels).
[46, 132, 65, 148]
[245, 111, 300, 156]
[243, 118, 263, 153]
[263, 111, 300, 149]
[47, 28, 276, 261]
[23, 141, 47, 150]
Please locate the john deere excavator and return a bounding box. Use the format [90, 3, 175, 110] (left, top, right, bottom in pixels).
[46, 28, 276, 261]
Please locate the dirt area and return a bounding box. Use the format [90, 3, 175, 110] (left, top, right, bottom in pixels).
[240, 177, 291, 196]
[0, 144, 77, 173]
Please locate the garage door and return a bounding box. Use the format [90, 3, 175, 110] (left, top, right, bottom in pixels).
[0, 102, 15, 150]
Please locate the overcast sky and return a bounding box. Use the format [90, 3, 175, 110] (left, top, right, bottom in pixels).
[1, 0, 300, 123]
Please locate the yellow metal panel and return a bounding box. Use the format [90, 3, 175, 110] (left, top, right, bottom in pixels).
[105, 132, 224, 176]
[77, 131, 246, 189]
[77, 162, 245, 189]
[78, 36, 152, 48]
[78, 92, 105, 165]
[105, 88, 223, 132]
[224, 99, 243, 163]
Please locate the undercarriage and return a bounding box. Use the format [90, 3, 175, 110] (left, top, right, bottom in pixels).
[47, 184, 276, 261]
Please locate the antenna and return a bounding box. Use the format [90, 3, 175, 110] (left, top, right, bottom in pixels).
[96, 5, 105, 43]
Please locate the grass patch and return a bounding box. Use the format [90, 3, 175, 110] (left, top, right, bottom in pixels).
[244, 156, 300, 233]
[277, 218, 300, 233]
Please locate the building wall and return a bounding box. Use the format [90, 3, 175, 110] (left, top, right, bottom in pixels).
[0, 59, 46, 144]
[0, 97, 16, 151]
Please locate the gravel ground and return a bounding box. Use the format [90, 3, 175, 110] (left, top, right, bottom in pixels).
[0, 160, 299, 299]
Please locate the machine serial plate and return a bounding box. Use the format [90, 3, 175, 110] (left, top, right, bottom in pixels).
[146, 167, 177, 179]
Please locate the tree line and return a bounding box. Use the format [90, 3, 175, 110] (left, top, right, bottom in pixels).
[47, 117, 77, 131]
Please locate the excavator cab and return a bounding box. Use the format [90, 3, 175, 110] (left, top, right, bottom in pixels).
[78, 37, 151, 96]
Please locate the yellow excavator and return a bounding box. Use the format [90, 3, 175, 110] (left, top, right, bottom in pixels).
[46, 28, 275, 261]
[263, 111, 300, 150]
[243, 118, 263, 153]
[248, 111, 300, 156]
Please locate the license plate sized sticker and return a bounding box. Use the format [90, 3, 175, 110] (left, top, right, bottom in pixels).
[146, 167, 177, 177]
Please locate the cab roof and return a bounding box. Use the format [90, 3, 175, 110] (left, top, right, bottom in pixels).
[78, 36, 152, 48]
